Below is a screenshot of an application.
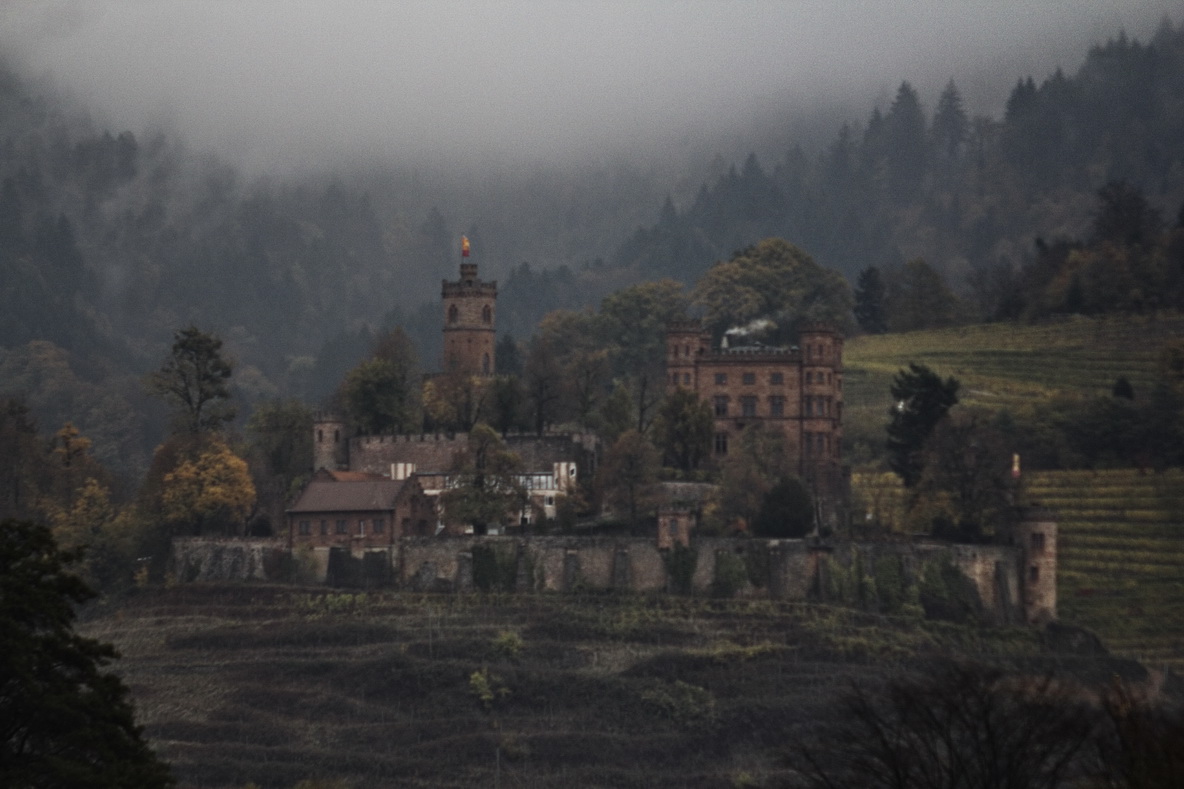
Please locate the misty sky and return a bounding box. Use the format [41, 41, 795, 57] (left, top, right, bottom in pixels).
[2, 1, 1180, 173]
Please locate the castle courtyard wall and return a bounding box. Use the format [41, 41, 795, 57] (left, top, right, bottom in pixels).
[171, 535, 1031, 620]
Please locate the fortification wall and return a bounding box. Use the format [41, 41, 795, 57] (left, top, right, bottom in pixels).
[824, 541, 1024, 623]
[169, 536, 1030, 619]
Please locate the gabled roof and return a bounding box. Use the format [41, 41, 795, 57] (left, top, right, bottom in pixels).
[287, 478, 408, 514]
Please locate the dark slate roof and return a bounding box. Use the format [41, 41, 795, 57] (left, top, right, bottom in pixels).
[287, 478, 407, 514]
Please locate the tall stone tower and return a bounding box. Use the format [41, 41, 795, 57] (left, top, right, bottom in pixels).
[441, 261, 497, 375]
[665, 321, 709, 391]
[312, 412, 348, 471]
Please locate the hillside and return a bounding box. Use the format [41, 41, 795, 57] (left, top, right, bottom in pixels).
[80, 586, 1130, 789]
[841, 312, 1184, 462]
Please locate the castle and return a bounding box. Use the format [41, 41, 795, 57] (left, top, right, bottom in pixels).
[299, 259, 590, 541]
[665, 320, 847, 511]
[270, 251, 1056, 624]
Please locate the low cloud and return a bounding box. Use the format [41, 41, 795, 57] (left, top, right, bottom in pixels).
[0, 1, 1177, 173]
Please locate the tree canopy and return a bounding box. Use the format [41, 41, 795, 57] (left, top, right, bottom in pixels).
[691, 238, 853, 341]
[440, 424, 526, 534]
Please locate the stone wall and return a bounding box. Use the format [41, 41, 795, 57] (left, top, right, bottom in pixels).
[170, 535, 1036, 620]
[173, 538, 289, 583]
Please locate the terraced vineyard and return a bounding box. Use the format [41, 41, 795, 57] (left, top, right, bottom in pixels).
[842, 313, 1184, 442]
[83, 586, 1080, 789]
[850, 468, 1184, 670]
[1027, 469, 1184, 672]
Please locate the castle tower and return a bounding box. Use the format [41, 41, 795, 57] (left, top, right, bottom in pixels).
[1014, 507, 1057, 623]
[312, 412, 348, 471]
[798, 324, 844, 484]
[665, 320, 709, 392]
[441, 259, 497, 375]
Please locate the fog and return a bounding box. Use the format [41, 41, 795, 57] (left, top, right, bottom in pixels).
[1, 1, 1179, 174]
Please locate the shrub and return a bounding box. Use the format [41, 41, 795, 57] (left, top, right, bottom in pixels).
[743, 542, 771, 588]
[640, 680, 715, 725]
[663, 545, 699, 595]
[471, 544, 518, 592]
[491, 630, 524, 660]
[468, 667, 510, 711]
[712, 551, 748, 598]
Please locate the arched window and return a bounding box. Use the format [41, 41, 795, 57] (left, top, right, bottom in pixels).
[448, 304, 459, 324]
[317, 429, 323, 443]
[482, 304, 492, 324]
[482, 353, 490, 374]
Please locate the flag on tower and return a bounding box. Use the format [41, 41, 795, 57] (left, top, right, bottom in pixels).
[462, 236, 471, 257]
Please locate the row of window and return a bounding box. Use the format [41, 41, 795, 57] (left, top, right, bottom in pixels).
[803, 431, 838, 458]
[713, 430, 840, 457]
[805, 343, 831, 362]
[714, 395, 784, 417]
[803, 396, 838, 418]
[446, 304, 494, 324]
[297, 518, 386, 537]
[804, 371, 836, 386]
[711, 395, 841, 419]
[712, 371, 784, 386]
[668, 370, 840, 388]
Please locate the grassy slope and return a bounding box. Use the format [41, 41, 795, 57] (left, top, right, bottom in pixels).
[84, 586, 1093, 789]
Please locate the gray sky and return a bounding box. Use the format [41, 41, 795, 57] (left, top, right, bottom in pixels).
[2, 1, 1179, 173]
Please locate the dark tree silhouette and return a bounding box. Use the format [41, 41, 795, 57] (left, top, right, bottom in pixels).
[0, 519, 173, 787]
[887, 363, 960, 487]
[854, 266, 888, 334]
[146, 326, 235, 435]
[790, 662, 1095, 789]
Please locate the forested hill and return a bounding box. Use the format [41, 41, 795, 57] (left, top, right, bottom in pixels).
[3, 20, 1184, 478]
[608, 23, 1184, 299]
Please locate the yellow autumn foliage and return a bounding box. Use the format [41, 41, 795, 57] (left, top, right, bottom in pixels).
[162, 439, 255, 535]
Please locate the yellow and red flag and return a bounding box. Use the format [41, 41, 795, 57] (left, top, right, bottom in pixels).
[461, 236, 471, 257]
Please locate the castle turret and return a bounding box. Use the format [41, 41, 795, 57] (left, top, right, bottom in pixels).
[312, 412, 348, 471]
[1014, 507, 1057, 623]
[442, 261, 497, 375]
[798, 324, 844, 483]
[665, 320, 709, 392]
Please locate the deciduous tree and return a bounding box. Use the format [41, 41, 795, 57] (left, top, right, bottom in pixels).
[160, 438, 255, 536]
[790, 661, 1096, 789]
[691, 238, 853, 340]
[652, 389, 713, 472]
[440, 424, 526, 535]
[596, 430, 660, 530]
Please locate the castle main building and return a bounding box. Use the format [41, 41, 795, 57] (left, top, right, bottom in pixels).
[665, 321, 844, 497]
